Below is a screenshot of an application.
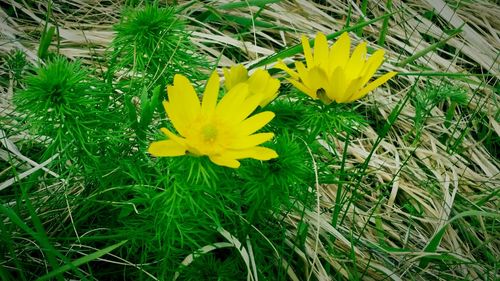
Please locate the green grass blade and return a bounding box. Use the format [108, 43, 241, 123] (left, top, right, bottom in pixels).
[38, 26, 55, 60]
[331, 132, 350, 227]
[218, 14, 285, 29]
[397, 25, 463, 67]
[345, 4, 352, 28]
[0, 203, 64, 281]
[443, 101, 457, 128]
[378, 0, 393, 46]
[21, 183, 65, 281]
[36, 240, 128, 281]
[419, 210, 500, 268]
[38, 0, 55, 60]
[218, 0, 281, 10]
[0, 210, 28, 281]
[339, 79, 414, 226]
[355, 0, 368, 37]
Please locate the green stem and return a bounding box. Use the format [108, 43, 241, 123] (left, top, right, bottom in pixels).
[397, 25, 463, 67]
[378, 0, 393, 46]
[332, 131, 350, 227]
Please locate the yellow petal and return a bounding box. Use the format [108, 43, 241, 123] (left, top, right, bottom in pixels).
[209, 155, 240, 168]
[222, 67, 231, 87]
[348, 71, 397, 102]
[313, 32, 329, 68]
[223, 64, 248, 90]
[225, 146, 278, 160]
[247, 69, 280, 107]
[306, 67, 330, 102]
[216, 83, 249, 119]
[274, 60, 300, 79]
[360, 49, 385, 85]
[148, 140, 186, 157]
[288, 78, 317, 99]
[326, 66, 347, 102]
[230, 93, 262, 125]
[247, 69, 269, 93]
[259, 77, 280, 106]
[201, 71, 220, 115]
[308, 67, 328, 91]
[236, 111, 275, 136]
[230, 132, 274, 149]
[163, 101, 189, 136]
[328, 32, 350, 74]
[167, 74, 200, 124]
[160, 127, 187, 146]
[216, 83, 261, 125]
[345, 42, 367, 81]
[301, 35, 314, 68]
[295, 61, 311, 86]
[337, 76, 364, 103]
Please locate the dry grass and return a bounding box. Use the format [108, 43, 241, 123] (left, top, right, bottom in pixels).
[1, 0, 499, 280]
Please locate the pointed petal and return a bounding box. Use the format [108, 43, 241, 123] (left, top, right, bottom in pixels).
[259, 77, 280, 107]
[225, 147, 278, 160]
[201, 71, 220, 115]
[236, 111, 275, 136]
[295, 61, 311, 86]
[337, 76, 364, 103]
[230, 132, 274, 149]
[328, 32, 350, 74]
[288, 78, 317, 99]
[223, 64, 248, 90]
[222, 67, 231, 88]
[274, 60, 299, 79]
[247, 69, 280, 107]
[230, 93, 262, 124]
[209, 155, 240, 168]
[301, 35, 314, 68]
[148, 140, 186, 157]
[216, 83, 249, 117]
[167, 74, 200, 124]
[345, 42, 367, 80]
[216, 83, 260, 125]
[313, 32, 329, 68]
[348, 71, 397, 102]
[360, 49, 385, 85]
[308, 67, 328, 90]
[163, 100, 189, 136]
[247, 69, 269, 94]
[160, 127, 187, 146]
[326, 66, 348, 103]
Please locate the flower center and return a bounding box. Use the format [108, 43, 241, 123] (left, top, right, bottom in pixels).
[201, 124, 218, 142]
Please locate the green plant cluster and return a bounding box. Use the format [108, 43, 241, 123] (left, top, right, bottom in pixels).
[108, 5, 208, 88]
[2, 4, 352, 280]
[410, 82, 468, 142]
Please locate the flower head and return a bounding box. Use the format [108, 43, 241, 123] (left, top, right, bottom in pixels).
[275, 32, 397, 104]
[148, 72, 278, 168]
[223, 64, 280, 107]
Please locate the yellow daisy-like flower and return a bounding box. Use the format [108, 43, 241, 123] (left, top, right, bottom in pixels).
[223, 64, 280, 107]
[275, 32, 397, 104]
[148, 72, 278, 168]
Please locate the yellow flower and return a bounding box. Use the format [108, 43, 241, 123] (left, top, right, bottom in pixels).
[223, 64, 280, 107]
[275, 32, 397, 104]
[148, 72, 278, 168]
